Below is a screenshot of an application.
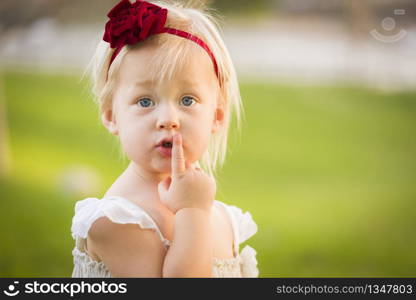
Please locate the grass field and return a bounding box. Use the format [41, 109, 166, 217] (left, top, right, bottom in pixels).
[0, 69, 415, 277]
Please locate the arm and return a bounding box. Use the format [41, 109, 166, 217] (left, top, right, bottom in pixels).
[87, 216, 166, 277]
[162, 207, 213, 277]
[158, 133, 217, 277]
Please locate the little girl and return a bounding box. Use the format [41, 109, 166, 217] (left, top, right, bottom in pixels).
[70, 0, 258, 277]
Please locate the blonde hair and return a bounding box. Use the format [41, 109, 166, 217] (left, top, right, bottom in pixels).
[82, 0, 244, 179]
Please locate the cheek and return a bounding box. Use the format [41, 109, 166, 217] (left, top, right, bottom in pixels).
[117, 118, 148, 157]
[184, 114, 214, 160]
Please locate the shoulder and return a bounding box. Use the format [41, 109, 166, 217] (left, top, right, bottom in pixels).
[88, 214, 163, 245]
[214, 200, 258, 245]
[88, 215, 144, 242]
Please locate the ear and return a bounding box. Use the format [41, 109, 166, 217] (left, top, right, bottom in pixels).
[211, 101, 225, 134]
[101, 108, 119, 136]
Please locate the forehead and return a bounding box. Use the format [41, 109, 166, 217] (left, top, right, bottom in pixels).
[117, 41, 217, 89]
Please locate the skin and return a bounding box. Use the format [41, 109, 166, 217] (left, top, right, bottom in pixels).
[88, 41, 232, 277]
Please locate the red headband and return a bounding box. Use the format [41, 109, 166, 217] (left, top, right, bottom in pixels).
[103, 0, 219, 78]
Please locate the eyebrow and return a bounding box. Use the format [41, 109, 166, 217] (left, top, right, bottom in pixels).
[134, 79, 200, 88]
[134, 79, 154, 86]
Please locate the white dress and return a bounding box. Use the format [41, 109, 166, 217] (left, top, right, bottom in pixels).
[70, 196, 259, 277]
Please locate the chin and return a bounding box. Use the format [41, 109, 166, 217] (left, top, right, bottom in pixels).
[152, 160, 172, 174]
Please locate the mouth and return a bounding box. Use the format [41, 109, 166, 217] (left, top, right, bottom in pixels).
[156, 137, 174, 157]
[161, 141, 173, 148]
[156, 137, 173, 148]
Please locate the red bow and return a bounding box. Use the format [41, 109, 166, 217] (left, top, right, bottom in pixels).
[103, 0, 167, 49]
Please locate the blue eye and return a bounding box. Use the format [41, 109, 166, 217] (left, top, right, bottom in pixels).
[138, 98, 154, 108]
[181, 96, 195, 107]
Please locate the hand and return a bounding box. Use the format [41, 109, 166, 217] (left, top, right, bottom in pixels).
[157, 133, 216, 214]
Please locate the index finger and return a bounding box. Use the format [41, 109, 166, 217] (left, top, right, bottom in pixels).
[172, 133, 186, 176]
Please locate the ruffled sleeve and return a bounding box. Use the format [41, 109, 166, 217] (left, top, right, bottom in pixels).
[225, 204, 258, 245]
[217, 201, 259, 277]
[71, 196, 170, 248]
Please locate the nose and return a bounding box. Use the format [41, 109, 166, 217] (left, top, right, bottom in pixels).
[158, 120, 179, 130]
[156, 104, 180, 130]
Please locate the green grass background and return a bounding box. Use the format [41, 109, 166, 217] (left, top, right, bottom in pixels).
[0, 69, 415, 277]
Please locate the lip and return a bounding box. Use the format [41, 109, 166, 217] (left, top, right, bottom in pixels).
[156, 145, 172, 158]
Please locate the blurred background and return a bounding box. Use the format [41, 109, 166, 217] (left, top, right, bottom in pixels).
[0, 0, 415, 277]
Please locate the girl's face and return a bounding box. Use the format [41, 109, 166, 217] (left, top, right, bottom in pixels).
[102, 42, 224, 176]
